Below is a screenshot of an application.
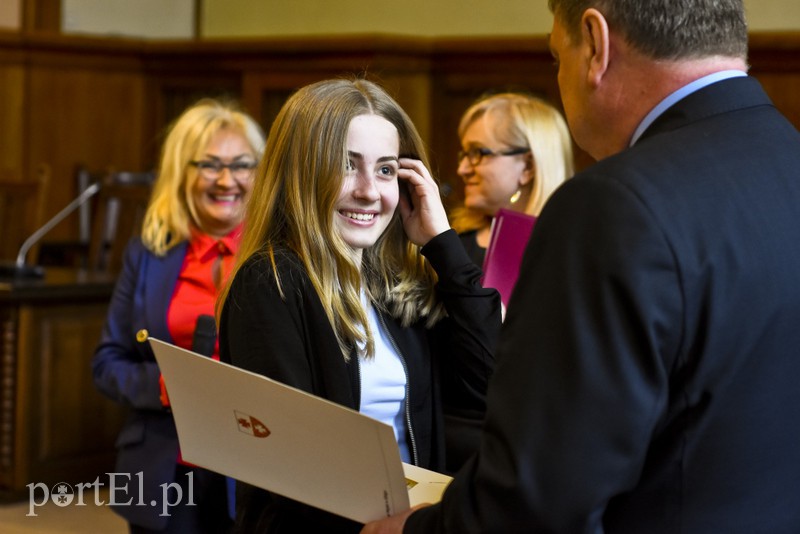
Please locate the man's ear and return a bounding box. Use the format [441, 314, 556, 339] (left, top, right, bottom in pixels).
[581, 8, 610, 87]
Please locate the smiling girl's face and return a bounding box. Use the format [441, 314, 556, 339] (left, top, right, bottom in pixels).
[333, 114, 400, 261]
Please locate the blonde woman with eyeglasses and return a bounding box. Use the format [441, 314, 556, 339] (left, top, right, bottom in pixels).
[441, 92, 575, 474]
[92, 98, 265, 533]
[451, 92, 575, 268]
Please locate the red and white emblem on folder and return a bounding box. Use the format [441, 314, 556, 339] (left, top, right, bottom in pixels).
[234, 410, 271, 438]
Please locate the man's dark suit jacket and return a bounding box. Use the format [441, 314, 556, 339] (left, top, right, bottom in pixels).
[408, 76, 800, 532]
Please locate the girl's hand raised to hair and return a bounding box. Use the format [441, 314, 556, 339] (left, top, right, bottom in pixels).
[397, 158, 450, 246]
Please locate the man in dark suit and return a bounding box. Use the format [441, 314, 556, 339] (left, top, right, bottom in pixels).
[363, 0, 800, 532]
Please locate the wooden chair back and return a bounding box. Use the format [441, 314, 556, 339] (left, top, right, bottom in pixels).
[87, 170, 156, 274]
[0, 165, 51, 264]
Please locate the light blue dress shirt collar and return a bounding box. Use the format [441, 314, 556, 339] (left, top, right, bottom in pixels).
[629, 70, 748, 146]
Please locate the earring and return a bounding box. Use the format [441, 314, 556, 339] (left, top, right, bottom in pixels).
[510, 189, 522, 204]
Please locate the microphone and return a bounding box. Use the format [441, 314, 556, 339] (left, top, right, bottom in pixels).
[192, 314, 217, 357]
[0, 182, 102, 279]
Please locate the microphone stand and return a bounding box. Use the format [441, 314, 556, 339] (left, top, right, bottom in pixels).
[0, 182, 101, 279]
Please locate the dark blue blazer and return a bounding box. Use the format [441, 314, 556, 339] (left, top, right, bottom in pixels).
[409, 76, 800, 532]
[92, 237, 186, 530]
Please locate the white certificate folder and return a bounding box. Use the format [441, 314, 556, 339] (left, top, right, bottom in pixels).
[148, 337, 451, 523]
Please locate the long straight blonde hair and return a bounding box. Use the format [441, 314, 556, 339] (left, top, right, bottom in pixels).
[450, 92, 574, 234]
[219, 79, 444, 359]
[141, 98, 266, 256]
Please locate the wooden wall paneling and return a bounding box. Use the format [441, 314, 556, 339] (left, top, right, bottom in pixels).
[20, 303, 122, 484]
[376, 72, 434, 155]
[22, 0, 60, 34]
[139, 74, 166, 170]
[25, 38, 147, 245]
[748, 33, 800, 132]
[242, 71, 338, 136]
[144, 76, 244, 169]
[0, 61, 25, 176]
[1, 270, 119, 499]
[141, 42, 254, 166]
[754, 73, 800, 130]
[242, 71, 418, 143]
[0, 305, 20, 490]
[10, 296, 122, 492]
[0, 30, 797, 249]
[144, 70, 242, 153]
[187, 35, 433, 140]
[133, 75, 224, 174]
[243, 71, 433, 157]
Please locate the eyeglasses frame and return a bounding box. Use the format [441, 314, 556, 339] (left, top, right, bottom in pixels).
[189, 160, 258, 182]
[457, 147, 530, 167]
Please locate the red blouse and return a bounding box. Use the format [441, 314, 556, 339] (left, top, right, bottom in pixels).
[166, 223, 242, 359]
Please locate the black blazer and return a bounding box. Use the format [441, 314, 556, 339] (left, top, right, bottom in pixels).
[219, 229, 501, 532]
[409, 76, 800, 532]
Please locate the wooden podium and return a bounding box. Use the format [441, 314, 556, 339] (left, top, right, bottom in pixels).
[0, 268, 126, 500]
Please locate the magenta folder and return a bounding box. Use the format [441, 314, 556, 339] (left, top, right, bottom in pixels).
[481, 209, 536, 308]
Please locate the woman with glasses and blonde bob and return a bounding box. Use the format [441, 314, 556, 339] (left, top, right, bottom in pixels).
[92, 98, 265, 533]
[444, 92, 574, 474]
[452, 92, 575, 267]
[217, 78, 501, 532]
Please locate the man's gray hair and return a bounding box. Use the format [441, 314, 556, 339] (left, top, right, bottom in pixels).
[548, 0, 748, 60]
